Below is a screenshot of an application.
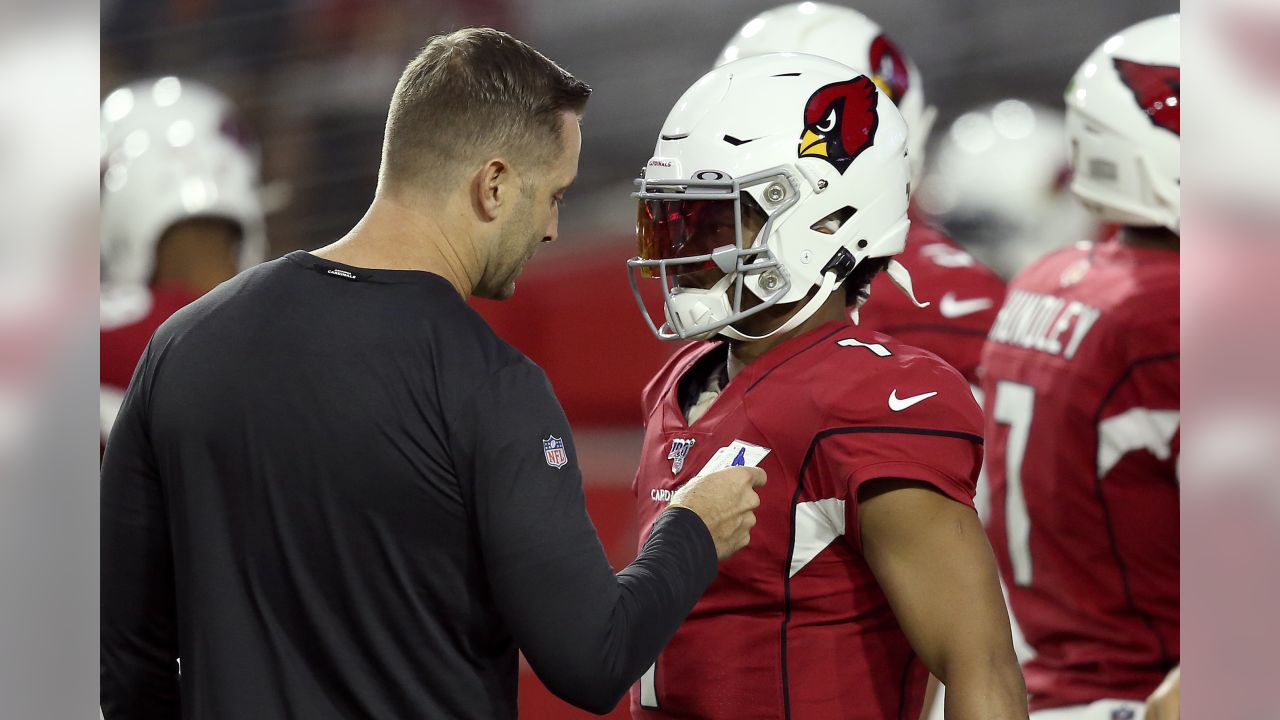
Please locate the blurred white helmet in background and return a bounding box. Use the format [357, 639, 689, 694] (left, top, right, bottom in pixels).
[101, 135, 265, 288]
[100, 77, 266, 287]
[716, 2, 936, 188]
[1065, 14, 1180, 232]
[101, 76, 259, 170]
[629, 53, 917, 341]
[917, 99, 1098, 277]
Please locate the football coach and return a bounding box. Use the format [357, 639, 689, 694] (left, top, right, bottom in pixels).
[101, 28, 765, 719]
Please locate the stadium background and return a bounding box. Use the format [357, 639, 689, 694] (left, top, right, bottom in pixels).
[103, 0, 1171, 717]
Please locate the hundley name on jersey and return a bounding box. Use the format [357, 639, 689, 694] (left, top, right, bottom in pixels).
[986, 288, 1101, 360]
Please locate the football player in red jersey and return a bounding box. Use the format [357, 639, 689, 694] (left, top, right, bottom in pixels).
[623, 53, 1026, 720]
[100, 77, 267, 440]
[980, 15, 1180, 720]
[716, 2, 1006, 386]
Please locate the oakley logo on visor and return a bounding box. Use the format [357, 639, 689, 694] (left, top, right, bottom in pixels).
[799, 76, 880, 174]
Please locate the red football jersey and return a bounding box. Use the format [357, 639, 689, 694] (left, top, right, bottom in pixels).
[979, 241, 1179, 711]
[629, 319, 984, 720]
[101, 284, 202, 437]
[859, 217, 1007, 385]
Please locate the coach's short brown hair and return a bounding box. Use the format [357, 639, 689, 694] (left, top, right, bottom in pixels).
[379, 27, 592, 193]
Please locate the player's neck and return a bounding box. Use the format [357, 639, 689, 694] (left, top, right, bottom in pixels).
[152, 219, 240, 295]
[726, 292, 848, 380]
[313, 193, 479, 297]
[1117, 225, 1179, 251]
[151, 262, 228, 297]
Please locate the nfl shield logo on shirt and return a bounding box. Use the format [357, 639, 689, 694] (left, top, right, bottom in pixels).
[542, 435, 568, 469]
[667, 438, 696, 474]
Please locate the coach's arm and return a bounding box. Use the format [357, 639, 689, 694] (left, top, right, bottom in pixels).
[860, 479, 1028, 720]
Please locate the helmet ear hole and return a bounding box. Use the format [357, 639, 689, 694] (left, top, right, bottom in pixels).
[809, 205, 857, 234]
[1089, 158, 1119, 181]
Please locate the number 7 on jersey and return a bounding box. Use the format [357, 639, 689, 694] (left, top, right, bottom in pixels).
[993, 380, 1035, 587]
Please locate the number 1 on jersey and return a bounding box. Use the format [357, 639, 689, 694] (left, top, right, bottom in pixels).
[993, 381, 1035, 587]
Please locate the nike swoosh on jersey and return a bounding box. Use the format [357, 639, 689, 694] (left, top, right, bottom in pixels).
[888, 389, 938, 412]
[938, 293, 995, 318]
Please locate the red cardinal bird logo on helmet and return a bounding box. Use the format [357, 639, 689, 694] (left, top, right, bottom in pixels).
[799, 76, 880, 174]
[869, 34, 910, 104]
[1114, 58, 1180, 136]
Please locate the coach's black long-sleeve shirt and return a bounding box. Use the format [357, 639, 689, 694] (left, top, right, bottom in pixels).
[100, 251, 718, 719]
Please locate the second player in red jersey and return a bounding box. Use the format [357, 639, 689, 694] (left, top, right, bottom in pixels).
[982, 240, 1178, 713]
[981, 15, 1181, 718]
[716, 3, 1007, 386]
[859, 216, 1006, 384]
[626, 54, 1026, 720]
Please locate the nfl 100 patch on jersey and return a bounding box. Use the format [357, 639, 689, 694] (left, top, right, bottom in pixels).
[666, 438, 696, 474]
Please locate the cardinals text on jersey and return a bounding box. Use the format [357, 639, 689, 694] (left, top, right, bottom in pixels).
[980, 240, 1178, 711]
[630, 319, 984, 720]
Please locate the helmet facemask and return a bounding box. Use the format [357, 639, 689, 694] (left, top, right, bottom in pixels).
[628, 168, 800, 340]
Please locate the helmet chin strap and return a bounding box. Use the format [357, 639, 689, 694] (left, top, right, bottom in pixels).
[719, 270, 840, 342]
[886, 259, 930, 308]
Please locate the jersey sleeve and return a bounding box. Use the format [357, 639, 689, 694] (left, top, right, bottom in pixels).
[811, 357, 985, 549]
[100, 343, 182, 718]
[451, 359, 719, 713]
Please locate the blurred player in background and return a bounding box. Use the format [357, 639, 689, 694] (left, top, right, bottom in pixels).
[717, 2, 1006, 386]
[625, 53, 1026, 720]
[980, 14, 1180, 720]
[99, 77, 267, 439]
[917, 100, 1098, 279]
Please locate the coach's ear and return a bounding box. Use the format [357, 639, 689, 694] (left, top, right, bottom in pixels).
[472, 157, 512, 222]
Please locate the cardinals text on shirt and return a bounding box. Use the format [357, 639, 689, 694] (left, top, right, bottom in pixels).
[986, 289, 1101, 359]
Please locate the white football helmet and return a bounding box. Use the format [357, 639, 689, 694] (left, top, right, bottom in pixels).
[100, 77, 266, 287]
[627, 53, 920, 342]
[918, 100, 1098, 277]
[716, 2, 936, 188]
[101, 76, 259, 170]
[1065, 14, 1180, 232]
